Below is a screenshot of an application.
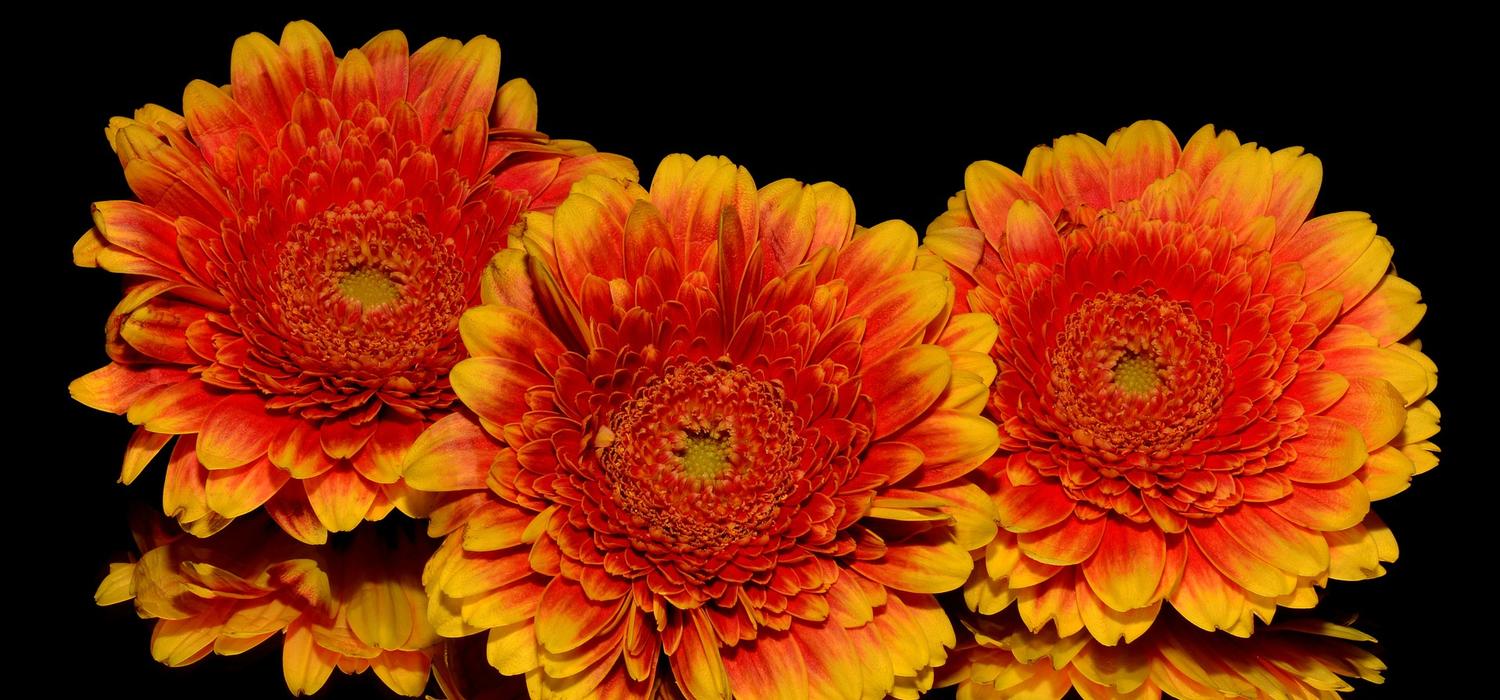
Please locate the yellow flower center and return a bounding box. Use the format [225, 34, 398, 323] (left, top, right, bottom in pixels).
[339, 268, 401, 307]
[1111, 352, 1160, 395]
[677, 431, 735, 479]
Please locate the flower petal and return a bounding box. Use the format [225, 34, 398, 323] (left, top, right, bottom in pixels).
[1081, 518, 1165, 612]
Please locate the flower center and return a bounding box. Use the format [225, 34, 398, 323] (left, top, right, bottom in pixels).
[1050, 290, 1226, 455]
[600, 361, 804, 555]
[255, 201, 469, 385]
[338, 267, 401, 308]
[1111, 351, 1160, 395]
[677, 430, 735, 479]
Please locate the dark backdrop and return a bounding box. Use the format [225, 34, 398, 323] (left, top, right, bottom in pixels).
[25, 9, 1478, 699]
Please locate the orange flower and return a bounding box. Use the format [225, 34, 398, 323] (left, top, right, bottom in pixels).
[942, 608, 1384, 699]
[96, 516, 440, 696]
[68, 20, 633, 542]
[408, 155, 1001, 698]
[927, 121, 1438, 642]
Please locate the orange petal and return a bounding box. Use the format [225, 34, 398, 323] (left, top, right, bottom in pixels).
[1215, 506, 1328, 577]
[450, 357, 547, 430]
[845, 270, 948, 365]
[1017, 569, 1083, 637]
[994, 483, 1075, 533]
[1051, 134, 1111, 209]
[1282, 416, 1367, 483]
[1321, 346, 1427, 405]
[1003, 199, 1062, 267]
[461, 304, 566, 364]
[863, 345, 951, 439]
[121, 427, 172, 485]
[757, 179, 855, 276]
[403, 412, 500, 492]
[197, 394, 280, 470]
[836, 220, 919, 298]
[268, 419, 337, 479]
[1267, 147, 1323, 240]
[283, 618, 339, 696]
[535, 578, 626, 655]
[320, 418, 377, 460]
[151, 615, 224, 667]
[1169, 540, 1245, 633]
[411, 35, 501, 133]
[1196, 145, 1272, 233]
[183, 80, 259, 162]
[1188, 521, 1296, 598]
[70, 363, 185, 414]
[229, 31, 303, 139]
[1360, 446, 1416, 501]
[305, 468, 379, 533]
[1019, 515, 1105, 566]
[852, 529, 970, 594]
[1081, 518, 1165, 612]
[332, 48, 378, 114]
[721, 628, 808, 700]
[370, 650, 432, 697]
[265, 481, 328, 545]
[279, 21, 335, 94]
[126, 380, 220, 434]
[205, 456, 290, 518]
[1269, 478, 1371, 532]
[926, 481, 1000, 551]
[1341, 274, 1427, 347]
[1324, 377, 1408, 449]
[91, 200, 183, 273]
[360, 30, 409, 108]
[1284, 370, 1349, 415]
[1105, 120, 1181, 203]
[1076, 574, 1160, 646]
[963, 160, 1043, 242]
[553, 183, 629, 293]
[1274, 212, 1376, 292]
[356, 417, 423, 485]
[891, 410, 998, 487]
[669, 612, 731, 700]
[790, 621, 861, 700]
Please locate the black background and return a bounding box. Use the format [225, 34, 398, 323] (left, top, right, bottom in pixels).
[24, 9, 1480, 700]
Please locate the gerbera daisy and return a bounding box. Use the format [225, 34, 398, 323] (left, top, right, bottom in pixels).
[69, 20, 632, 542]
[97, 515, 440, 696]
[406, 155, 1001, 698]
[941, 608, 1384, 699]
[927, 120, 1438, 641]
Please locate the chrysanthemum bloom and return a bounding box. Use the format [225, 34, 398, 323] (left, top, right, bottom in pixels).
[406, 155, 1002, 699]
[69, 21, 633, 542]
[97, 516, 440, 696]
[941, 608, 1384, 699]
[927, 121, 1438, 641]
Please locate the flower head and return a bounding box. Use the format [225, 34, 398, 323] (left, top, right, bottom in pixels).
[96, 515, 439, 696]
[70, 21, 632, 541]
[408, 155, 1002, 698]
[928, 121, 1438, 641]
[943, 608, 1384, 699]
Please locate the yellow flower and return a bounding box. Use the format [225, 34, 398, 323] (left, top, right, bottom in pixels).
[943, 608, 1384, 699]
[69, 20, 633, 542]
[97, 516, 439, 696]
[408, 155, 1000, 698]
[927, 121, 1437, 641]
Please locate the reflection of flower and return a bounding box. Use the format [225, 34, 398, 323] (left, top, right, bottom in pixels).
[928, 121, 1438, 640]
[407, 155, 1001, 698]
[96, 516, 439, 696]
[943, 608, 1384, 699]
[69, 21, 632, 541]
